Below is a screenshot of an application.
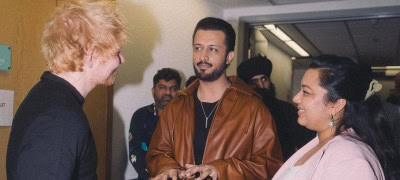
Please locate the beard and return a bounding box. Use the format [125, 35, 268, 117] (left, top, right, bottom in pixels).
[254, 83, 276, 99]
[193, 59, 227, 82]
[154, 94, 173, 109]
[104, 73, 115, 86]
[91, 70, 116, 87]
[103, 70, 116, 86]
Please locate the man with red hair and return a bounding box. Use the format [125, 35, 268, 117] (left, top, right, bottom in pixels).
[6, 0, 127, 179]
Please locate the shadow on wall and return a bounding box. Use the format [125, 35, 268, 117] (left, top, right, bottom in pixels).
[112, 1, 161, 180]
[177, 70, 188, 90]
[116, 1, 161, 90]
[112, 107, 128, 180]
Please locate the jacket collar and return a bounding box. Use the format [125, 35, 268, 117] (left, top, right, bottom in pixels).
[177, 76, 259, 98]
[273, 128, 359, 179]
[41, 71, 85, 106]
[145, 103, 157, 116]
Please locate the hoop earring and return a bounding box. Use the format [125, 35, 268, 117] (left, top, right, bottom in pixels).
[329, 114, 335, 127]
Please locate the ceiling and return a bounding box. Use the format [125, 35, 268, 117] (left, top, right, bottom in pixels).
[257, 17, 400, 66]
[211, 0, 341, 9]
[211, 0, 400, 67]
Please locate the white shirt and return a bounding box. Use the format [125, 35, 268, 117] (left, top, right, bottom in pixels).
[276, 164, 302, 180]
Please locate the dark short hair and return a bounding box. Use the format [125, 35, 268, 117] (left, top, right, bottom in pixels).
[237, 56, 273, 84]
[192, 17, 236, 54]
[153, 68, 181, 88]
[185, 75, 198, 87]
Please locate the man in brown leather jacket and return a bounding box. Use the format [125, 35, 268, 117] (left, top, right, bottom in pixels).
[146, 17, 283, 180]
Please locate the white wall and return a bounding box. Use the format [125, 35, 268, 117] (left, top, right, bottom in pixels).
[113, 0, 223, 179]
[252, 30, 293, 101]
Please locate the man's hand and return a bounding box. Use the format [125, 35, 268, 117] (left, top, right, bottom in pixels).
[179, 164, 219, 180]
[151, 169, 181, 180]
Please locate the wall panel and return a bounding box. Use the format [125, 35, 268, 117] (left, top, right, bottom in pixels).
[0, 0, 55, 179]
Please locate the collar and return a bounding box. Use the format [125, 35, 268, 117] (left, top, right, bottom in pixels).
[177, 76, 260, 98]
[41, 71, 85, 106]
[145, 103, 157, 116]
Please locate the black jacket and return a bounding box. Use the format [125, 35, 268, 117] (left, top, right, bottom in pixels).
[128, 104, 158, 179]
[255, 88, 316, 161]
[382, 102, 400, 152]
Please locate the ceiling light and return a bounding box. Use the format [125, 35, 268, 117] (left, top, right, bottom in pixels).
[264, 24, 290, 41]
[264, 24, 309, 57]
[264, 24, 276, 30]
[372, 66, 400, 76]
[371, 66, 400, 70]
[270, 28, 292, 41]
[286, 41, 309, 57]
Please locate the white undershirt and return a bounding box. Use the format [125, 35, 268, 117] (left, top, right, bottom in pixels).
[277, 164, 302, 180]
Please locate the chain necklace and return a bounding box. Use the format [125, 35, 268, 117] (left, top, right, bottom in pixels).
[200, 100, 220, 128]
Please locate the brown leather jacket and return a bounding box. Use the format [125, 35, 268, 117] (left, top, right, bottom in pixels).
[146, 76, 283, 179]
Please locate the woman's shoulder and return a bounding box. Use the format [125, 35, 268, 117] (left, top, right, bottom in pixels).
[319, 134, 384, 179]
[323, 132, 381, 169]
[325, 134, 372, 157]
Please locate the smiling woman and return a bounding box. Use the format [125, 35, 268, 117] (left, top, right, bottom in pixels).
[293, 68, 331, 131]
[273, 55, 400, 180]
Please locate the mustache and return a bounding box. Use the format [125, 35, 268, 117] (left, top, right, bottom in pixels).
[196, 61, 212, 67]
[161, 94, 173, 101]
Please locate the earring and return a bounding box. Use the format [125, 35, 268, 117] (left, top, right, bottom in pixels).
[329, 114, 335, 127]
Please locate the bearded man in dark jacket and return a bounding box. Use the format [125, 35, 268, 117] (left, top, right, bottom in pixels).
[238, 55, 316, 161]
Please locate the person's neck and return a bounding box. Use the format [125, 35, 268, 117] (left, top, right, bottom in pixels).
[54, 71, 96, 98]
[317, 127, 336, 145]
[154, 105, 162, 116]
[197, 75, 231, 103]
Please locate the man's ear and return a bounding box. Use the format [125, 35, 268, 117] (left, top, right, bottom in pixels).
[84, 47, 95, 68]
[226, 51, 235, 65]
[151, 87, 155, 98]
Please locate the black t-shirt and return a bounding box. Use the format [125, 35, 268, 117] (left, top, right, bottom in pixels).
[7, 72, 97, 180]
[193, 89, 219, 165]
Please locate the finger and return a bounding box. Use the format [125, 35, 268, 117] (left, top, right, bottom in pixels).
[182, 165, 197, 176]
[199, 168, 211, 179]
[151, 174, 161, 180]
[170, 169, 178, 180]
[161, 174, 168, 180]
[210, 170, 219, 180]
[179, 170, 186, 178]
[187, 166, 201, 177]
[185, 164, 196, 168]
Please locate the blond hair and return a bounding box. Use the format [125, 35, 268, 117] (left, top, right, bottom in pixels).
[41, 0, 128, 73]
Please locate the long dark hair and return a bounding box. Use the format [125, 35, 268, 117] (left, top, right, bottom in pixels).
[309, 55, 400, 179]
